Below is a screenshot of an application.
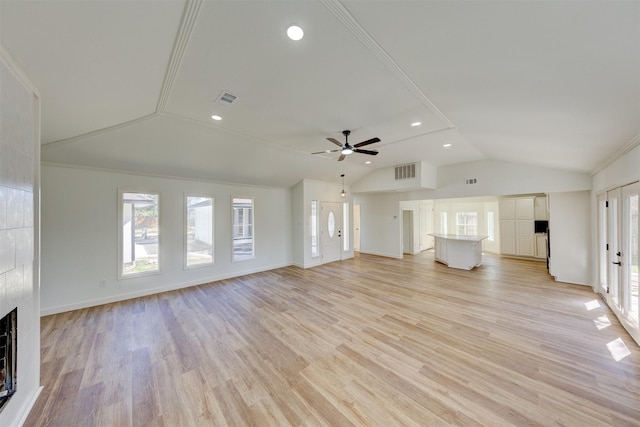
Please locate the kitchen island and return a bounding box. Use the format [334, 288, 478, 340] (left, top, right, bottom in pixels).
[428, 233, 489, 270]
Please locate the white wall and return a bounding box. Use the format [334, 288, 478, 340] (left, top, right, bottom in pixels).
[404, 159, 591, 200]
[0, 50, 41, 427]
[292, 179, 354, 268]
[41, 164, 293, 315]
[355, 192, 404, 259]
[352, 161, 437, 193]
[548, 191, 591, 285]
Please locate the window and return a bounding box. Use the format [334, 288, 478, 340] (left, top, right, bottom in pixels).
[456, 212, 478, 236]
[440, 212, 448, 234]
[343, 202, 350, 251]
[233, 197, 254, 261]
[186, 195, 213, 268]
[311, 200, 319, 257]
[487, 211, 495, 241]
[120, 191, 159, 277]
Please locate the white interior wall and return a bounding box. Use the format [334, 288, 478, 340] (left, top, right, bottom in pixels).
[404, 159, 592, 200]
[355, 192, 404, 259]
[548, 190, 592, 285]
[0, 50, 41, 427]
[40, 164, 293, 315]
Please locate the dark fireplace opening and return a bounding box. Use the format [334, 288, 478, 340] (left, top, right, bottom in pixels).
[0, 308, 17, 412]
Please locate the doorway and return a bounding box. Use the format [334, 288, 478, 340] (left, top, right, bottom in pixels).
[403, 210, 414, 254]
[599, 182, 639, 344]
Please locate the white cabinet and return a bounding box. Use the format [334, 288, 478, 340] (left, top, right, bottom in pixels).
[434, 237, 447, 263]
[515, 198, 534, 220]
[430, 234, 488, 270]
[535, 234, 547, 259]
[499, 197, 537, 258]
[534, 196, 548, 220]
[500, 220, 516, 254]
[516, 220, 534, 256]
[499, 199, 516, 219]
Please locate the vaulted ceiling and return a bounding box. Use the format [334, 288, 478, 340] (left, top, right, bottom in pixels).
[1, 0, 638, 188]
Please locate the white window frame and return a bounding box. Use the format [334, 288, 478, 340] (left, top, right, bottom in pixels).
[118, 189, 161, 279]
[456, 212, 478, 236]
[232, 196, 255, 262]
[343, 202, 350, 252]
[184, 193, 215, 269]
[311, 200, 319, 258]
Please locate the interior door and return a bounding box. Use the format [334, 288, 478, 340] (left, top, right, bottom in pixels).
[597, 192, 608, 298]
[321, 202, 343, 264]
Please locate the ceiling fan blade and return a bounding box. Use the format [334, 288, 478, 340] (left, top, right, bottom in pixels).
[327, 137, 343, 147]
[354, 148, 378, 156]
[338, 154, 346, 161]
[311, 149, 340, 154]
[354, 137, 380, 148]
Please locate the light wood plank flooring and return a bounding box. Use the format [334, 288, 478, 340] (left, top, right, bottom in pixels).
[26, 252, 640, 426]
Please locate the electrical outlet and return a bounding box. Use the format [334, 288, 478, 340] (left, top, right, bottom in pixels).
[99, 279, 106, 288]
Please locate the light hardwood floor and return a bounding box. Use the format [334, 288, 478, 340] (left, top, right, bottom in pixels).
[26, 252, 640, 426]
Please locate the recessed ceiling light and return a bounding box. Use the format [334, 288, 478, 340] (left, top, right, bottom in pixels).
[443, 143, 452, 148]
[411, 121, 421, 127]
[287, 25, 304, 41]
[211, 115, 222, 121]
[365, 161, 372, 164]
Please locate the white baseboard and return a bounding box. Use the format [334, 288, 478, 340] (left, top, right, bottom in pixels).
[13, 386, 42, 427]
[40, 263, 291, 316]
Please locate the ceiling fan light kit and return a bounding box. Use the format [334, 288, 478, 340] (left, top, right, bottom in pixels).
[312, 130, 380, 162]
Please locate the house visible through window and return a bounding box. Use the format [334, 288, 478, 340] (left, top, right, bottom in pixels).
[186, 195, 213, 267]
[456, 212, 478, 236]
[121, 191, 159, 276]
[233, 197, 254, 261]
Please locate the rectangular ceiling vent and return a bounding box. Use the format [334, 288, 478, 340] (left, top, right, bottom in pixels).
[394, 163, 416, 180]
[216, 91, 237, 106]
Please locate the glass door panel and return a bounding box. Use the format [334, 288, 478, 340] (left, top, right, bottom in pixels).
[622, 183, 639, 326]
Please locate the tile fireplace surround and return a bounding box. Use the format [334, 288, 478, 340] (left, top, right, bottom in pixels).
[0, 50, 41, 426]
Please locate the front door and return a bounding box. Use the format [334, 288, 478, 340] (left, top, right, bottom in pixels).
[321, 202, 343, 264]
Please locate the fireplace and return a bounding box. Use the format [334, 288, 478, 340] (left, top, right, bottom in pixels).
[0, 308, 17, 412]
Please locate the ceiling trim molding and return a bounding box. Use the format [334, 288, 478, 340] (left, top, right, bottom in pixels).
[160, 112, 324, 156]
[320, 0, 456, 130]
[41, 113, 161, 150]
[41, 161, 292, 191]
[592, 132, 640, 176]
[156, 0, 204, 112]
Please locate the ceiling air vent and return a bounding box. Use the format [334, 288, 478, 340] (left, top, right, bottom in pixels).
[395, 163, 416, 180]
[216, 91, 237, 106]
